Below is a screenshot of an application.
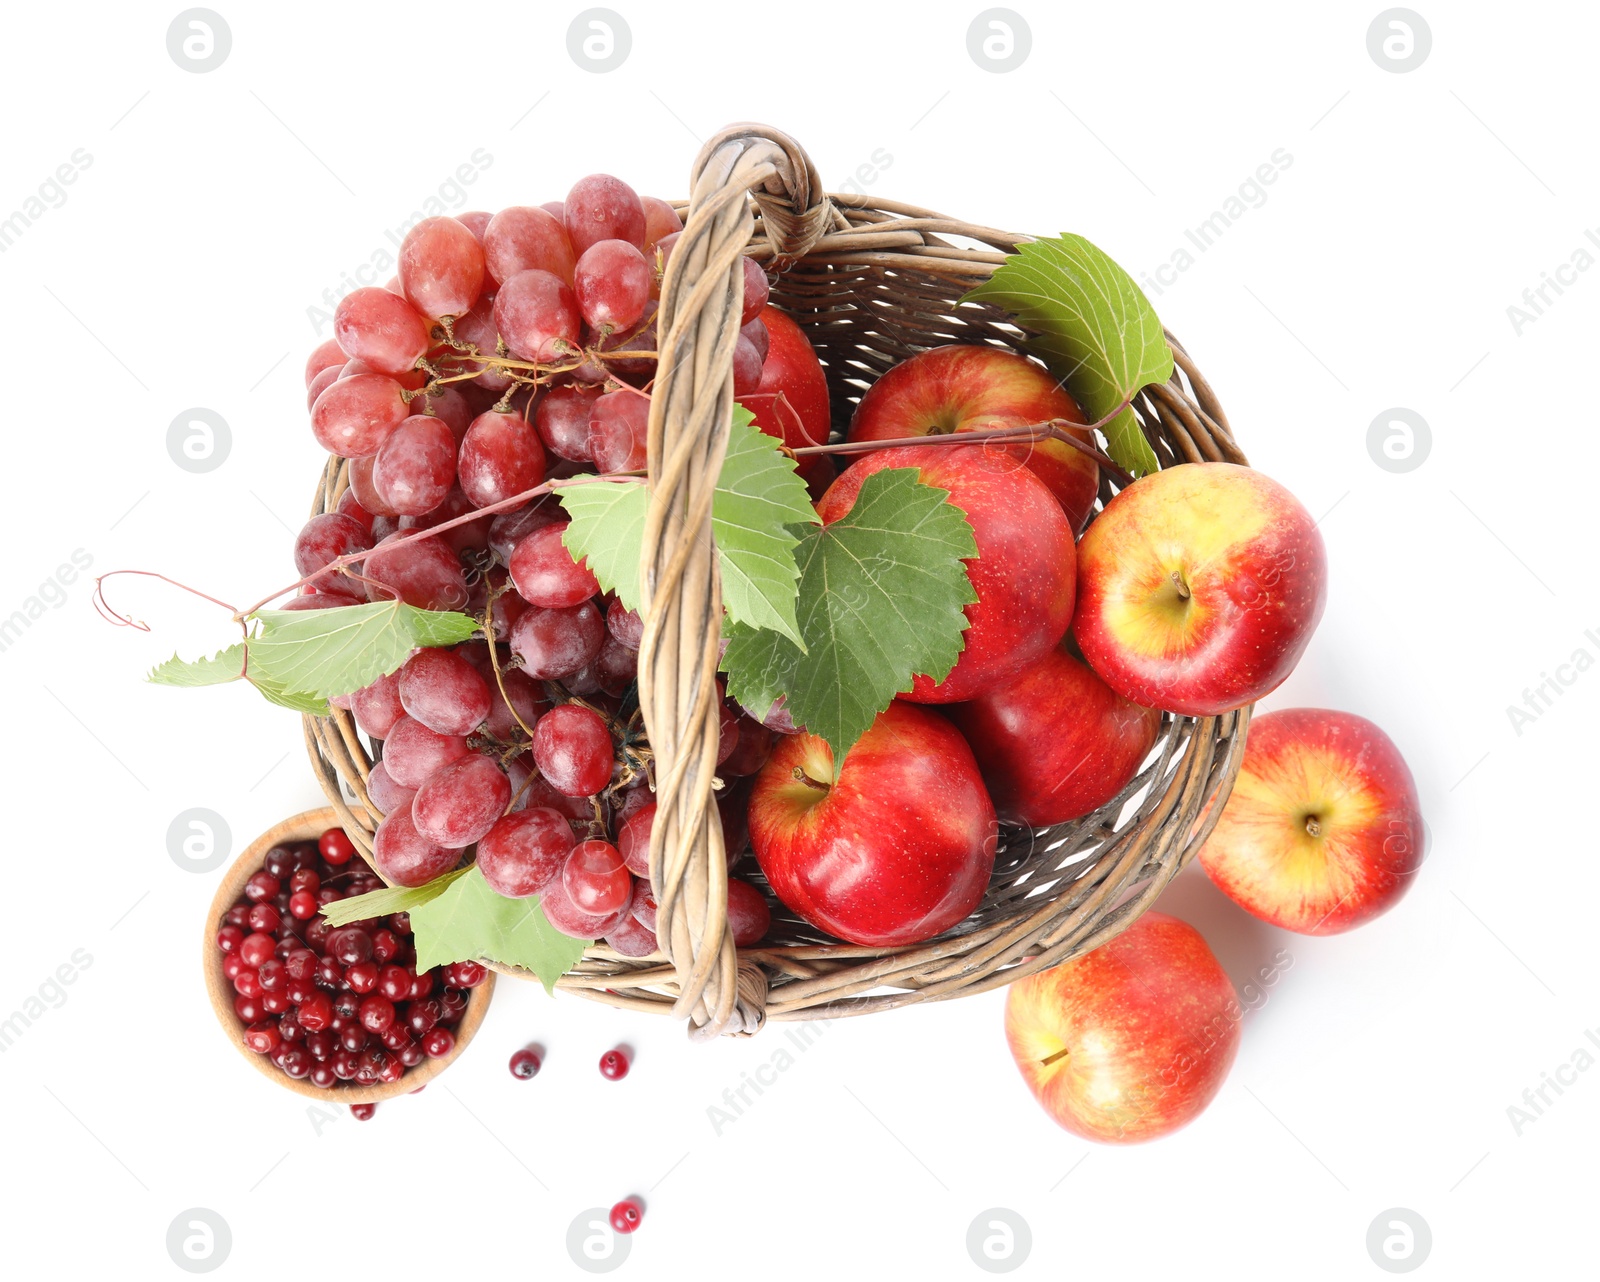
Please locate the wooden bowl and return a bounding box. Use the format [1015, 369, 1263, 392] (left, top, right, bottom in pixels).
[202, 806, 494, 1103]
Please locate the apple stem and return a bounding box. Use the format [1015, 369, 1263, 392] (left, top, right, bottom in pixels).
[1040, 1047, 1071, 1068]
[791, 767, 831, 794]
[1170, 570, 1191, 601]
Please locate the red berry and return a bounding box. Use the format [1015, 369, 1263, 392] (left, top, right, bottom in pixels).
[509, 1048, 541, 1079]
[288, 890, 319, 920]
[319, 827, 357, 865]
[216, 924, 245, 953]
[598, 1048, 630, 1081]
[422, 1027, 456, 1059]
[242, 1020, 281, 1055]
[609, 1200, 643, 1234]
[350, 1103, 378, 1121]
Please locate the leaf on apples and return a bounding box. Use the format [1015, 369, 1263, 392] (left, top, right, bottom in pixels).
[147, 643, 332, 716]
[720, 467, 978, 761]
[964, 233, 1170, 477]
[555, 405, 814, 645]
[317, 868, 471, 927]
[408, 866, 588, 993]
[246, 600, 479, 701]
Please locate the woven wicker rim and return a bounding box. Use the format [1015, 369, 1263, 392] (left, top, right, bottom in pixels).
[200, 806, 494, 1101]
[303, 123, 1252, 1039]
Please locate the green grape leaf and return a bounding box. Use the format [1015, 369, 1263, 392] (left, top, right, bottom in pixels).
[720, 467, 978, 761]
[146, 644, 332, 716]
[555, 406, 814, 645]
[964, 233, 1170, 477]
[317, 868, 471, 927]
[408, 867, 588, 993]
[553, 480, 649, 611]
[247, 601, 479, 701]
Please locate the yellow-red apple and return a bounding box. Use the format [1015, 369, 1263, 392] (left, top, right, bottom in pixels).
[847, 345, 1099, 532]
[1073, 462, 1326, 716]
[1005, 911, 1240, 1143]
[950, 642, 1162, 827]
[1198, 708, 1424, 934]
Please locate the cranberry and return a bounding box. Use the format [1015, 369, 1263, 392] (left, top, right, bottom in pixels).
[377, 965, 414, 1002]
[216, 924, 245, 953]
[289, 868, 321, 894]
[389, 912, 412, 934]
[304, 1029, 337, 1059]
[284, 949, 317, 981]
[403, 1001, 439, 1037]
[509, 1049, 541, 1079]
[309, 1063, 338, 1089]
[279, 1046, 312, 1079]
[304, 917, 334, 951]
[350, 1102, 377, 1120]
[315, 887, 344, 907]
[439, 989, 469, 1022]
[224, 903, 251, 930]
[285, 978, 316, 1004]
[331, 991, 361, 1021]
[370, 929, 402, 964]
[289, 890, 319, 920]
[609, 1200, 642, 1234]
[263, 845, 297, 878]
[379, 1057, 406, 1084]
[233, 968, 262, 999]
[327, 928, 374, 966]
[320, 827, 357, 865]
[410, 970, 435, 1000]
[380, 1024, 413, 1052]
[260, 989, 291, 1015]
[422, 1027, 455, 1059]
[599, 1049, 629, 1080]
[297, 991, 333, 1032]
[242, 1020, 280, 1054]
[346, 962, 380, 994]
[443, 960, 487, 988]
[359, 995, 396, 1035]
[331, 1050, 358, 1080]
[398, 1042, 425, 1067]
[239, 932, 275, 968]
[244, 870, 281, 903]
[248, 902, 283, 934]
[222, 953, 245, 981]
[278, 1011, 304, 1042]
[257, 959, 287, 992]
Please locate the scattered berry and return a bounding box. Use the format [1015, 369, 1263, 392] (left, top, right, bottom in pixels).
[599, 1048, 630, 1081]
[609, 1200, 643, 1234]
[509, 1048, 542, 1079]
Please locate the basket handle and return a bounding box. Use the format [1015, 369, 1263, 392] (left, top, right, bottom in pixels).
[636, 124, 828, 1039]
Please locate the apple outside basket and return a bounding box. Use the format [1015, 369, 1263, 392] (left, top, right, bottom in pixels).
[302, 123, 1253, 1040]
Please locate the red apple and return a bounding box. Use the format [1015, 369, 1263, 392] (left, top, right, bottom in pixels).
[1073, 462, 1326, 716]
[950, 642, 1162, 827]
[1005, 911, 1240, 1143]
[847, 345, 1099, 532]
[1198, 708, 1424, 934]
[741, 304, 832, 487]
[748, 701, 997, 946]
[817, 443, 1075, 703]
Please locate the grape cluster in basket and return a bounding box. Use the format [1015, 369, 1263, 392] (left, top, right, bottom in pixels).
[214, 827, 486, 1093]
[291, 174, 792, 951]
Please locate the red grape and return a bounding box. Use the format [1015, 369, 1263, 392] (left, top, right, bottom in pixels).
[533, 383, 601, 462]
[565, 175, 646, 255]
[732, 334, 762, 397]
[347, 454, 399, 518]
[397, 647, 491, 736]
[641, 196, 682, 249]
[494, 270, 581, 363]
[591, 634, 638, 696]
[539, 872, 632, 940]
[311, 374, 409, 458]
[458, 211, 491, 242]
[305, 337, 347, 387]
[630, 880, 658, 931]
[726, 878, 771, 946]
[562, 840, 631, 915]
[482, 666, 548, 740]
[574, 239, 651, 332]
[412, 755, 512, 848]
[336, 487, 376, 535]
[351, 671, 406, 739]
[411, 385, 476, 441]
[306, 364, 340, 409]
[381, 715, 471, 788]
[741, 317, 770, 364]
[373, 415, 457, 516]
[475, 808, 573, 898]
[721, 714, 774, 777]
[398, 486, 493, 555]
[488, 496, 565, 563]
[588, 389, 649, 474]
[293, 513, 371, 589]
[372, 808, 458, 887]
[508, 522, 599, 608]
[606, 598, 644, 650]
[458, 412, 547, 508]
[363, 533, 470, 611]
[450, 297, 513, 392]
[532, 703, 613, 796]
[510, 601, 604, 679]
[617, 801, 654, 877]
[279, 591, 362, 612]
[740, 256, 770, 326]
[541, 201, 565, 221]
[399, 216, 486, 319]
[365, 760, 416, 816]
[605, 911, 659, 957]
[334, 287, 431, 377]
[484, 206, 577, 287]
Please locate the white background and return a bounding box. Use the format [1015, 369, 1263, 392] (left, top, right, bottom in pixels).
[1, 1, 1593, 1277]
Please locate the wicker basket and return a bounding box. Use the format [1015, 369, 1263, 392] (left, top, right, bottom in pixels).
[304, 123, 1252, 1040]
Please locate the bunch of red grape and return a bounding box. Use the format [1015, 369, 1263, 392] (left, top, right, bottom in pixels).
[215, 827, 487, 1094]
[288, 174, 787, 952]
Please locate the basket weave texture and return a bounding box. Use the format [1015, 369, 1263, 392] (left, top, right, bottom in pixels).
[304, 123, 1252, 1039]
